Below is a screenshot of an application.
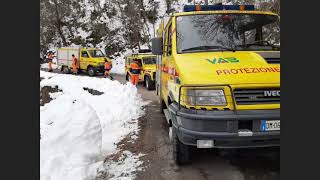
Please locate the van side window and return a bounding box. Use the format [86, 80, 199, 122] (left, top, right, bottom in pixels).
[164, 23, 172, 56]
[167, 24, 172, 55]
[163, 31, 167, 55]
[81, 51, 89, 58]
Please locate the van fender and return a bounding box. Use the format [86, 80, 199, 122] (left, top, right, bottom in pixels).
[86, 65, 93, 70]
[144, 72, 152, 76]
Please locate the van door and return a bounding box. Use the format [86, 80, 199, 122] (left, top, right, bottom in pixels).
[80, 50, 90, 70]
[162, 21, 173, 104]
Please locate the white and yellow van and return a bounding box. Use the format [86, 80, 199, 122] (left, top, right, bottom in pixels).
[152, 4, 280, 165]
[57, 47, 112, 76]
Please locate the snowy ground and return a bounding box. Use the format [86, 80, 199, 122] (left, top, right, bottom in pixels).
[40, 62, 58, 70]
[40, 71, 146, 180]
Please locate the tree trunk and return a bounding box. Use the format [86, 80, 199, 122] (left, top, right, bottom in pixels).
[53, 0, 67, 46]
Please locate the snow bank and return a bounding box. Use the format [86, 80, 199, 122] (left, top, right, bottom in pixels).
[40, 98, 103, 180]
[40, 71, 145, 180]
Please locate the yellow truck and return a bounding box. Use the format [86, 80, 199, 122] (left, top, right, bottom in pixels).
[57, 47, 112, 76]
[125, 51, 157, 90]
[152, 4, 280, 165]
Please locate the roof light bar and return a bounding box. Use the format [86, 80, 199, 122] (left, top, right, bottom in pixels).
[183, 5, 255, 12]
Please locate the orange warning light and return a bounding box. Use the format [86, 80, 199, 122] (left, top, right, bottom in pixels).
[240, 5, 245, 11]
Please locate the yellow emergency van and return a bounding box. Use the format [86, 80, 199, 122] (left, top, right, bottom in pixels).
[57, 47, 112, 76]
[152, 4, 280, 165]
[125, 50, 157, 90]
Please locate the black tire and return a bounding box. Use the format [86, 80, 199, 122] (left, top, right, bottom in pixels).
[62, 66, 70, 74]
[159, 98, 166, 114]
[156, 84, 159, 96]
[126, 74, 130, 81]
[87, 66, 96, 76]
[145, 76, 154, 90]
[172, 128, 191, 165]
[151, 82, 155, 90]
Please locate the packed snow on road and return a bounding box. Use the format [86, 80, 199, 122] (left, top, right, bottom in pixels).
[40, 70, 146, 180]
[40, 62, 58, 70]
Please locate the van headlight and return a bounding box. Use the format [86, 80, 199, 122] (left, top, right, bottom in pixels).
[186, 89, 227, 106]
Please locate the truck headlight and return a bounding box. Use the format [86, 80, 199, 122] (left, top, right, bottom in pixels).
[186, 89, 227, 106]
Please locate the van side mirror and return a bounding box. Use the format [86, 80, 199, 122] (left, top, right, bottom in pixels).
[151, 38, 163, 55]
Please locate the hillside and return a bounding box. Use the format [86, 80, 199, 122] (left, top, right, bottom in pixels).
[40, 0, 280, 74]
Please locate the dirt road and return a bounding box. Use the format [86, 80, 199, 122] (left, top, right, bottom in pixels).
[112, 74, 280, 180]
[40, 68, 279, 180]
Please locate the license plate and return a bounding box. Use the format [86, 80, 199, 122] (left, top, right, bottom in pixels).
[261, 120, 280, 131]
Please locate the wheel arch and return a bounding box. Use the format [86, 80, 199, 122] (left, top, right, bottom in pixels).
[87, 64, 93, 70]
[167, 91, 176, 126]
[144, 73, 151, 80]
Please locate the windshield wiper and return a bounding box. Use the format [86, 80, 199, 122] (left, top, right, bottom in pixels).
[181, 45, 236, 53]
[238, 40, 279, 49]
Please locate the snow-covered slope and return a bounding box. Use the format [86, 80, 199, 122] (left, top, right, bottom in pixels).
[40, 71, 145, 180]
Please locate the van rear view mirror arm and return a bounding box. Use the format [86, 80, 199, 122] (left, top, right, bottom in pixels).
[151, 38, 163, 55]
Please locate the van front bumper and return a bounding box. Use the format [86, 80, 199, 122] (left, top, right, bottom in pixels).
[168, 103, 280, 148]
[93, 65, 105, 72]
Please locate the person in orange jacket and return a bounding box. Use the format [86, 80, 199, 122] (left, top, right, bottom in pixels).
[72, 54, 78, 74]
[104, 60, 113, 80]
[130, 59, 141, 86]
[48, 52, 53, 72]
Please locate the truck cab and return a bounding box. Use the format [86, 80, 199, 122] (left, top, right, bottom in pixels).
[125, 52, 157, 90]
[152, 4, 280, 165]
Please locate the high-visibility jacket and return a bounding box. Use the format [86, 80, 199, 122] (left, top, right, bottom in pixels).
[130, 62, 140, 74]
[72, 57, 78, 66]
[105, 62, 111, 70]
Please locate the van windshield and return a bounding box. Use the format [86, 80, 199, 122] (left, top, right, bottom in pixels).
[143, 57, 156, 64]
[88, 50, 105, 57]
[176, 13, 280, 53]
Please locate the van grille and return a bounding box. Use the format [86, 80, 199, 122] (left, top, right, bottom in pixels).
[233, 88, 280, 105]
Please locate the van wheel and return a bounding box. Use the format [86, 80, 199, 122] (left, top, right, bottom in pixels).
[62, 66, 70, 74]
[145, 76, 153, 90]
[172, 128, 191, 165]
[87, 67, 95, 76]
[156, 84, 159, 95]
